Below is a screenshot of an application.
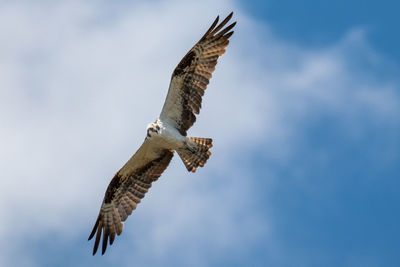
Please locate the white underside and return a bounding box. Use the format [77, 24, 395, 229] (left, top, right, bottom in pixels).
[148, 119, 186, 150]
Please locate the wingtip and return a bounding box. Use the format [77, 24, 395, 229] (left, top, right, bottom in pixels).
[88, 230, 96, 241]
[212, 15, 220, 28]
[88, 216, 100, 241]
[102, 233, 108, 255]
[92, 246, 98, 256]
[223, 12, 233, 23]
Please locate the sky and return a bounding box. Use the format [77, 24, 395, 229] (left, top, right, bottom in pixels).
[0, 0, 399, 266]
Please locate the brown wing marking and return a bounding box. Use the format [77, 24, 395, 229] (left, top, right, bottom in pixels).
[160, 12, 236, 136]
[88, 149, 174, 255]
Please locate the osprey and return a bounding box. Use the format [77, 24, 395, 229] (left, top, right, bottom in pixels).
[88, 12, 236, 255]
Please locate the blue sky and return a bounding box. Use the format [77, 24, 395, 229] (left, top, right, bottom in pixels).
[240, 0, 400, 64]
[0, 1, 399, 267]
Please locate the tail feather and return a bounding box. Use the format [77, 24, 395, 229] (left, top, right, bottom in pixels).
[177, 137, 213, 172]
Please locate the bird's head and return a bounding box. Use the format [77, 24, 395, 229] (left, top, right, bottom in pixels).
[146, 122, 160, 139]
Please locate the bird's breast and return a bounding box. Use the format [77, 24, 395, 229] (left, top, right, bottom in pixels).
[156, 120, 186, 149]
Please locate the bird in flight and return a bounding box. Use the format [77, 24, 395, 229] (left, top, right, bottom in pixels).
[88, 12, 236, 255]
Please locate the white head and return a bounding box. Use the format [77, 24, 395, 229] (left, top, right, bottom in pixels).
[146, 121, 160, 139]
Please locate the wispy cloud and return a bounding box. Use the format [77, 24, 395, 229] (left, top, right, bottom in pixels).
[0, 1, 398, 266]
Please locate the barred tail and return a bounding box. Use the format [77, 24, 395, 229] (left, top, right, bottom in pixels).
[177, 137, 213, 172]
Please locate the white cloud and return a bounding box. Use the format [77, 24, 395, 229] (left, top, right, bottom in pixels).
[0, 1, 398, 266]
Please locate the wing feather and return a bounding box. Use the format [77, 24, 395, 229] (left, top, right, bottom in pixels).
[88, 141, 174, 255]
[160, 12, 236, 136]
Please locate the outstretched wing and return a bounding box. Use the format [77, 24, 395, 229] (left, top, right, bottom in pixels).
[88, 141, 174, 255]
[160, 12, 236, 136]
